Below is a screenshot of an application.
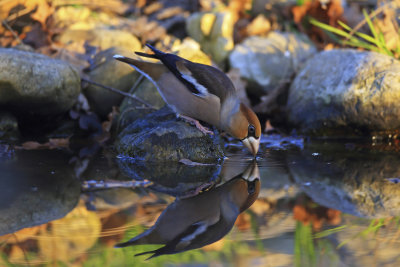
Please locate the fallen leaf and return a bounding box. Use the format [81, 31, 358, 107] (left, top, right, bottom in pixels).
[143, 2, 163, 15]
[156, 7, 184, 20]
[30, 0, 54, 27]
[246, 14, 271, 36]
[292, 0, 345, 47]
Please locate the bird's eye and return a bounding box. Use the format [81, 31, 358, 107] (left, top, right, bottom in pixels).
[248, 124, 256, 137]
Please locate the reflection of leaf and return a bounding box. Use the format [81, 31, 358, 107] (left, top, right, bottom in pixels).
[38, 205, 102, 262]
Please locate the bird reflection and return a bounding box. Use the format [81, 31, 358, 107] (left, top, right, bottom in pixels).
[116, 161, 260, 258]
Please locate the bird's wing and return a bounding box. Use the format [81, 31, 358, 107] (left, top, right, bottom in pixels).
[138, 44, 236, 101]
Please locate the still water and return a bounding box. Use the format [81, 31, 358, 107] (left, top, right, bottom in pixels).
[1, 136, 400, 266]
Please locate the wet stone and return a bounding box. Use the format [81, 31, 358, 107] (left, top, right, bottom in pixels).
[116, 106, 224, 162]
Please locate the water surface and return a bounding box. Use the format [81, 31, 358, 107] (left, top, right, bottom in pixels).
[1, 137, 400, 266]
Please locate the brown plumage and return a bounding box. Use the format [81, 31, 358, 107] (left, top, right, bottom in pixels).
[114, 44, 262, 155]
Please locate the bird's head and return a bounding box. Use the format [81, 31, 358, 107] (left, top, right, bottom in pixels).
[228, 103, 261, 156]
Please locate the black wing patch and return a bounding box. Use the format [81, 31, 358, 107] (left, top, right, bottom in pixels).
[135, 44, 207, 96]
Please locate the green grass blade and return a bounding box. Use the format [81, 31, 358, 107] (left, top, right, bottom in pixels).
[337, 20, 352, 31]
[309, 18, 352, 39]
[362, 9, 382, 48]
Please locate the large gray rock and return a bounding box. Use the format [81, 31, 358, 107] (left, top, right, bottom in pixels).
[229, 32, 316, 96]
[287, 49, 400, 135]
[0, 48, 80, 117]
[116, 106, 224, 162]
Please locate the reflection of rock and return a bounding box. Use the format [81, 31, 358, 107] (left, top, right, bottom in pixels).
[117, 156, 221, 197]
[287, 49, 400, 135]
[0, 150, 80, 235]
[116, 162, 260, 257]
[288, 142, 400, 218]
[186, 12, 234, 65]
[229, 32, 316, 96]
[84, 47, 141, 118]
[0, 48, 80, 118]
[116, 106, 224, 162]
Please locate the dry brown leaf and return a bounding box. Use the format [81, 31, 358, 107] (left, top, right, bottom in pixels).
[246, 14, 271, 36]
[227, 0, 252, 22]
[143, 2, 163, 15]
[374, 7, 400, 52]
[292, 0, 345, 46]
[156, 7, 184, 20]
[30, 0, 54, 27]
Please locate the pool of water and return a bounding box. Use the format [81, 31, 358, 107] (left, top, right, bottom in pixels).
[1, 136, 400, 266]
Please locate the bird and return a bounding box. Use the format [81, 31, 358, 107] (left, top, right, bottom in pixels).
[115, 161, 260, 258]
[113, 44, 262, 156]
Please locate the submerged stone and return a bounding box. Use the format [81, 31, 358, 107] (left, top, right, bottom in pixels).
[287, 49, 400, 135]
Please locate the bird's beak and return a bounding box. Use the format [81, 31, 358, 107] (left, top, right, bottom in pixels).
[242, 136, 260, 156]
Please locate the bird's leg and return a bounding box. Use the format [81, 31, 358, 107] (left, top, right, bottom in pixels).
[178, 115, 214, 135]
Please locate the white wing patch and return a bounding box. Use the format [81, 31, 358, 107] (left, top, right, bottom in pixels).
[181, 73, 209, 97]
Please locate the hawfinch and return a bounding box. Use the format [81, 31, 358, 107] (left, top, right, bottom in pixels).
[114, 44, 261, 156]
[115, 161, 260, 258]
